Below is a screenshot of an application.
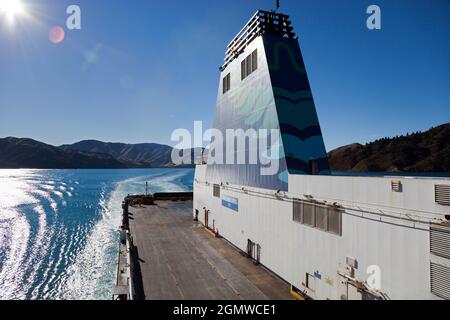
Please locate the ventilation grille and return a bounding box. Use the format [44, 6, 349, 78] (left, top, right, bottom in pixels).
[303, 202, 315, 227]
[292, 200, 342, 236]
[435, 185, 450, 206]
[213, 184, 220, 198]
[293, 201, 302, 223]
[391, 180, 402, 192]
[315, 206, 327, 230]
[328, 207, 342, 236]
[431, 224, 450, 259]
[431, 263, 450, 300]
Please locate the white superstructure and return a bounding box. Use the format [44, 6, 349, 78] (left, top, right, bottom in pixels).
[194, 167, 450, 300]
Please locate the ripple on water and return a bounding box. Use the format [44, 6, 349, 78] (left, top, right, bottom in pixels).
[0, 210, 31, 299]
[0, 168, 194, 300]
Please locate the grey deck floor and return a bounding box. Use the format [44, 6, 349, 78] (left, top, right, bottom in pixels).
[128, 201, 293, 300]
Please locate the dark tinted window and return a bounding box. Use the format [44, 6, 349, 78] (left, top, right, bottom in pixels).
[241, 49, 258, 80]
[251, 49, 258, 72]
[241, 60, 246, 80]
[246, 55, 252, 78]
[222, 73, 230, 94]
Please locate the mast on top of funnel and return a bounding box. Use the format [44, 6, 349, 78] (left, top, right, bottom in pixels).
[272, 0, 280, 13]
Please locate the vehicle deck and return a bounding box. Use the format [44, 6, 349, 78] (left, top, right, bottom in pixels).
[127, 200, 293, 300]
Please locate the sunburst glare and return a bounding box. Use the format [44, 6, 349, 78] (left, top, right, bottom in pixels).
[0, 0, 25, 23]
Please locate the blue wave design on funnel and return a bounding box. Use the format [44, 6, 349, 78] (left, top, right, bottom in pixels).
[282, 135, 328, 160]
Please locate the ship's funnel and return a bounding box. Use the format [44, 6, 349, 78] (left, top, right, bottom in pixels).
[207, 10, 330, 191]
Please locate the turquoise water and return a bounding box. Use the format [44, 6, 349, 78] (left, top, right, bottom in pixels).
[0, 168, 194, 300]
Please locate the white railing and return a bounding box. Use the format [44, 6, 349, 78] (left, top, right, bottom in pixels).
[221, 10, 296, 71]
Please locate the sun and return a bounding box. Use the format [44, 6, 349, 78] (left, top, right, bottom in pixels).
[0, 0, 25, 21]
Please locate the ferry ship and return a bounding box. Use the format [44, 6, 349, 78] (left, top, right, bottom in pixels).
[193, 9, 450, 300]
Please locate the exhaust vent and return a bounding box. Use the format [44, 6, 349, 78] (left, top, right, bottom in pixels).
[435, 185, 450, 206]
[430, 262, 450, 300]
[430, 224, 450, 260]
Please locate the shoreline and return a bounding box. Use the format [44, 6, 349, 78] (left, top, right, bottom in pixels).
[0, 167, 448, 179]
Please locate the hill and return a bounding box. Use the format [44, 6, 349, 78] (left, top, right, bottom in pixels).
[60, 140, 174, 167]
[2, 123, 447, 172]
[0, 137, 127, 169]
[327, 123, 450, 173]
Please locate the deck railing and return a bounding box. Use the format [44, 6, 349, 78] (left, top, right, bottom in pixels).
[221, 10, 296, 71]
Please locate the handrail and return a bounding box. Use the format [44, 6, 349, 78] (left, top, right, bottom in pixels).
[221, 10, 297, 71]
[112, 230, 134, 300]
[126, 232, 135, 300]
[194, 179, 443, 225]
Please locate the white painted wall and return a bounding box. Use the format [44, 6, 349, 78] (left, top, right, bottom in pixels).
[194, 165, 450, 300]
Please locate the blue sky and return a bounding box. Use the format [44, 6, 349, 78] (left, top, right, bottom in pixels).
[0, 0, 449, 151]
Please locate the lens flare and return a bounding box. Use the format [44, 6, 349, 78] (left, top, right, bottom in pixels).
[49, 26, 65, 44]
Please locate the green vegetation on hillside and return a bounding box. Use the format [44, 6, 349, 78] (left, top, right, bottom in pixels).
[328, 123, 450, 173]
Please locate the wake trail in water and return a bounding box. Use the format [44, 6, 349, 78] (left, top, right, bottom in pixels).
[0, 169, 194, 300]
[0, 176, 37, 299]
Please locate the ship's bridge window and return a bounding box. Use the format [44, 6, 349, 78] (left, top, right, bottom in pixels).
[241, 49, 258, 80]
[223, 73, 231, 94]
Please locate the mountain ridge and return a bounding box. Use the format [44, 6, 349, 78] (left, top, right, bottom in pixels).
[0, 137, 127, 169]
[60, 140, 174, 167]
[1, 123, 448, 172]
[0, 137, 195, 169]
[327, 123, 450, 173]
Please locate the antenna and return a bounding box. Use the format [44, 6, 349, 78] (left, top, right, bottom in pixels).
[271, 0, 280, 13]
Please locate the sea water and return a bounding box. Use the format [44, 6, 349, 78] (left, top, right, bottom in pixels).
[0, 168, 194, 300]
